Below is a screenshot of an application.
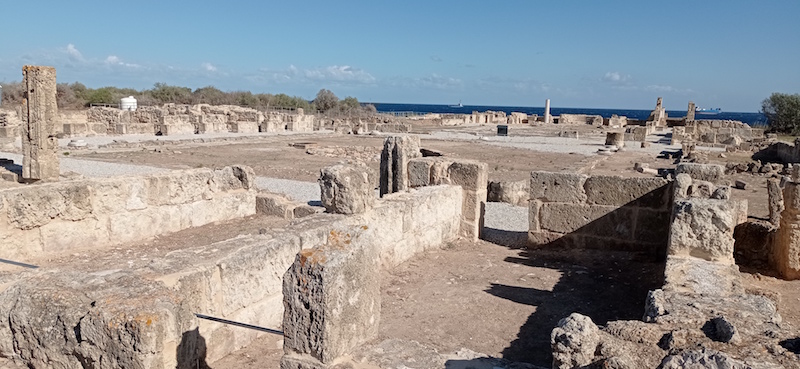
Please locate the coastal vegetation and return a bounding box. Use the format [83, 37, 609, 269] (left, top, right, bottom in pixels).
[0, 82, 374, 114]
[762, 93, 800, 134]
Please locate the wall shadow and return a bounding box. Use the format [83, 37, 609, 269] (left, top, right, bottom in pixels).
[482, 184, 671, 366]
[481, 228, 528, 248]
[176, 327, 211, 369]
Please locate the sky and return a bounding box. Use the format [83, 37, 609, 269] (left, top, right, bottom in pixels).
[0, 0, 798, 112]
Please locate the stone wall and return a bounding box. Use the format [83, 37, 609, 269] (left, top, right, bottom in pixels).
[0, 166, 256, 260]
[528, 172, 672, 255]
[557, 114, 603, 125]
[0, 184, 462, 368]
[671, 120, 765, 149]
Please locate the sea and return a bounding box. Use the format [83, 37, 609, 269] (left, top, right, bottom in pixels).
[371, 103, 768, 126]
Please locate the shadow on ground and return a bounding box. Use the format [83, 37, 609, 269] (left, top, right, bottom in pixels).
[486, 249, 665, 367]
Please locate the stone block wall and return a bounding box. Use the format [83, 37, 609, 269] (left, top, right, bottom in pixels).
[557, 114, 603, 125]
[0, 166, 257, 260]
[528, 172, 672, 255]
[671, 120, 764, 149]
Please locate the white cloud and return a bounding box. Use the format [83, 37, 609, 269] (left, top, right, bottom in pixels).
[65, 44, 83, 61]
[202, 62, 217, 72]
[304, 65, 375, 84]
[602, 71, 630, 83]
[105, 55, 141, 68]
[105, 55, 120, 64]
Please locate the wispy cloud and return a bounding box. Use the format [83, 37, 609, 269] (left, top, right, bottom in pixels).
[430, 55, 442, 62]
[304, 65, 375, 84]
[105, 55, 141, 68]
[202, 62, 217, 72]
[250, 64, 375, 86]
[602, 71, 631, 83]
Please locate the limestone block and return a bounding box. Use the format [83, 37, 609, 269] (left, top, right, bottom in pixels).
[230, 121, 258, 133]
[487, 180, 530, 206]
[40, 217, 110, 253]
[605, 132, 625, 147]
[256, 192, 294, 218]
[447, 160, 488, 191]
[672, 173, 692, 200]
[408, 158, 436, 187]
[319, 164, 373, 215]
[584, 176, 670, 208]
[4, 183, 94, 230]
[667, 199, 736, 264]
[462, 189, 487, 223]
[145, 169, 214, 206]
[675, 163, 725, 184]
[633, 209, 671, 244]
[530, 171, 588, 203]
[767, 178, 784, 225]
[379, 135, 421, 196]
[293, 204, 322, 218]
[212, 165, 254, 192]
[282, 234, 380, 365]
[551, 313, 600, 369]
[528, 230, 563, 247]
[21, 66, 60, 181]
[775, 182, 800, 279]
[529, 199, 542, 232]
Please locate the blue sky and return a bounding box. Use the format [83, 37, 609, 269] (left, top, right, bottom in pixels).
[1, 0, 797, 111]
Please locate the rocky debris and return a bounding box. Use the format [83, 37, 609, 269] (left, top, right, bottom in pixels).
[675, 163, 725, 184]
[318, 164, 374, 215]
[487, 180, 529, 206]
[734, 180, 748, 190]
[657, 349, 748, 369]
[256, 192, 321, 219]
[551, 313, 600, 369]
[708, 316, 740, 344]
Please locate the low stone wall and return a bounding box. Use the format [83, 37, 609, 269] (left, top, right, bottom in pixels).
[556, 114, 602, 125]
[672, 120, 765, 150]
[0, 166, 256, 260]
[528, 171, 672, 255]
[0, 184, 462, 368]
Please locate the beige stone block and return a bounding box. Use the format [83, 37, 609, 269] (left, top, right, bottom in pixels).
[530, 171, 587, 203]
[539, 203, 616, 234]
[584, 176, 670, 208]
[447, 160, 488, 191]
[408, 158, 434, 187]
[256, 192, 294, 219]
[462, 189, 487, 222]
[527, 230, 564, 247]
[0, 225, 44, 260]
[675, 163, 725, 184]
[529, 199, 542, 232]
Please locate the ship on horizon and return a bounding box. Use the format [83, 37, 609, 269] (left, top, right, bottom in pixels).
[449, 100, 463, 108]
[695, 107, 721, 115]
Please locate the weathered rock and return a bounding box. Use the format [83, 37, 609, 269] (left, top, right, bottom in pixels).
[668, 199, 736, 264]
[734, 180, 747, 190]
[767, 178, 783, 226]
[21, 65, 60, 181]
[675, 163, 725, 184]
[281, 229, 380, 366]
[379, 135, 421, 196]
[318, 164, 373, 215]
[487, 180, 529, 206]
[711, 186, 731, 200]
[657, 349, 747, 369]
[551, 313, 600, 369]
[256, 192, 295, 219]
[709, 316, 740, 344]
[643, 289, 667, 322]
[605, 132, 625, 147]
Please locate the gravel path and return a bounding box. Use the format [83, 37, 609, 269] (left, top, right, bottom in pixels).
[0, 152, 168, 177]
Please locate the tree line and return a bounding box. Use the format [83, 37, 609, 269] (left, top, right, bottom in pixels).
[762, 93, 800, 135]
[0, 82, 375, 114]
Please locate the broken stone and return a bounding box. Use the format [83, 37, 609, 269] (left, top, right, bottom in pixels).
[709, 316, 740, 344]
[668, 199, 736, 264]
[379, 135, 421, 197]
[733, 180, 747, 190]
[318, 164, 373, 215]
[551, 313, 600, 369]
[657, 348, 745, 369]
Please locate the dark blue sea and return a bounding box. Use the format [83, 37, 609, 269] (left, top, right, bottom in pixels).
[372, 103, 768, 126]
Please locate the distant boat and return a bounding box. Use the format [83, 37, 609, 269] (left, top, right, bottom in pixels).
[450, 100, 463, 108]
[695, 107, 721, 115]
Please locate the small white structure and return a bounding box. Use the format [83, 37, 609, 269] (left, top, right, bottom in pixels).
[120, 96, 137, 111]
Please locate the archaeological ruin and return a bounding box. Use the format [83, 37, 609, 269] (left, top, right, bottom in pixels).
[1, 66, 799, 369]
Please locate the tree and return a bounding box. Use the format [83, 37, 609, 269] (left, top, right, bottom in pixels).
[314, 89, 338, 112]
[762, 93, 800, 134]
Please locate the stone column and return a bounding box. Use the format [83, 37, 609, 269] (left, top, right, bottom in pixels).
[21, 65, 59, 181]
[687, 101, 696, 122]
[605, 132, 624, 147]
[379, 135, 421, 197]
[767, 178, 784, 226]
[775, 182, 800, 279]
[544, 99, 551, 124]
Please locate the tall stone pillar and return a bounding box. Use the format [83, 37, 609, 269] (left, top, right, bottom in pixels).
[775, 182, 800, 280]
[544, 99, 551, 124]
[379, 135, 421, 197]
[686, 101, 696, 122]
[21, 65, 59, 181]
